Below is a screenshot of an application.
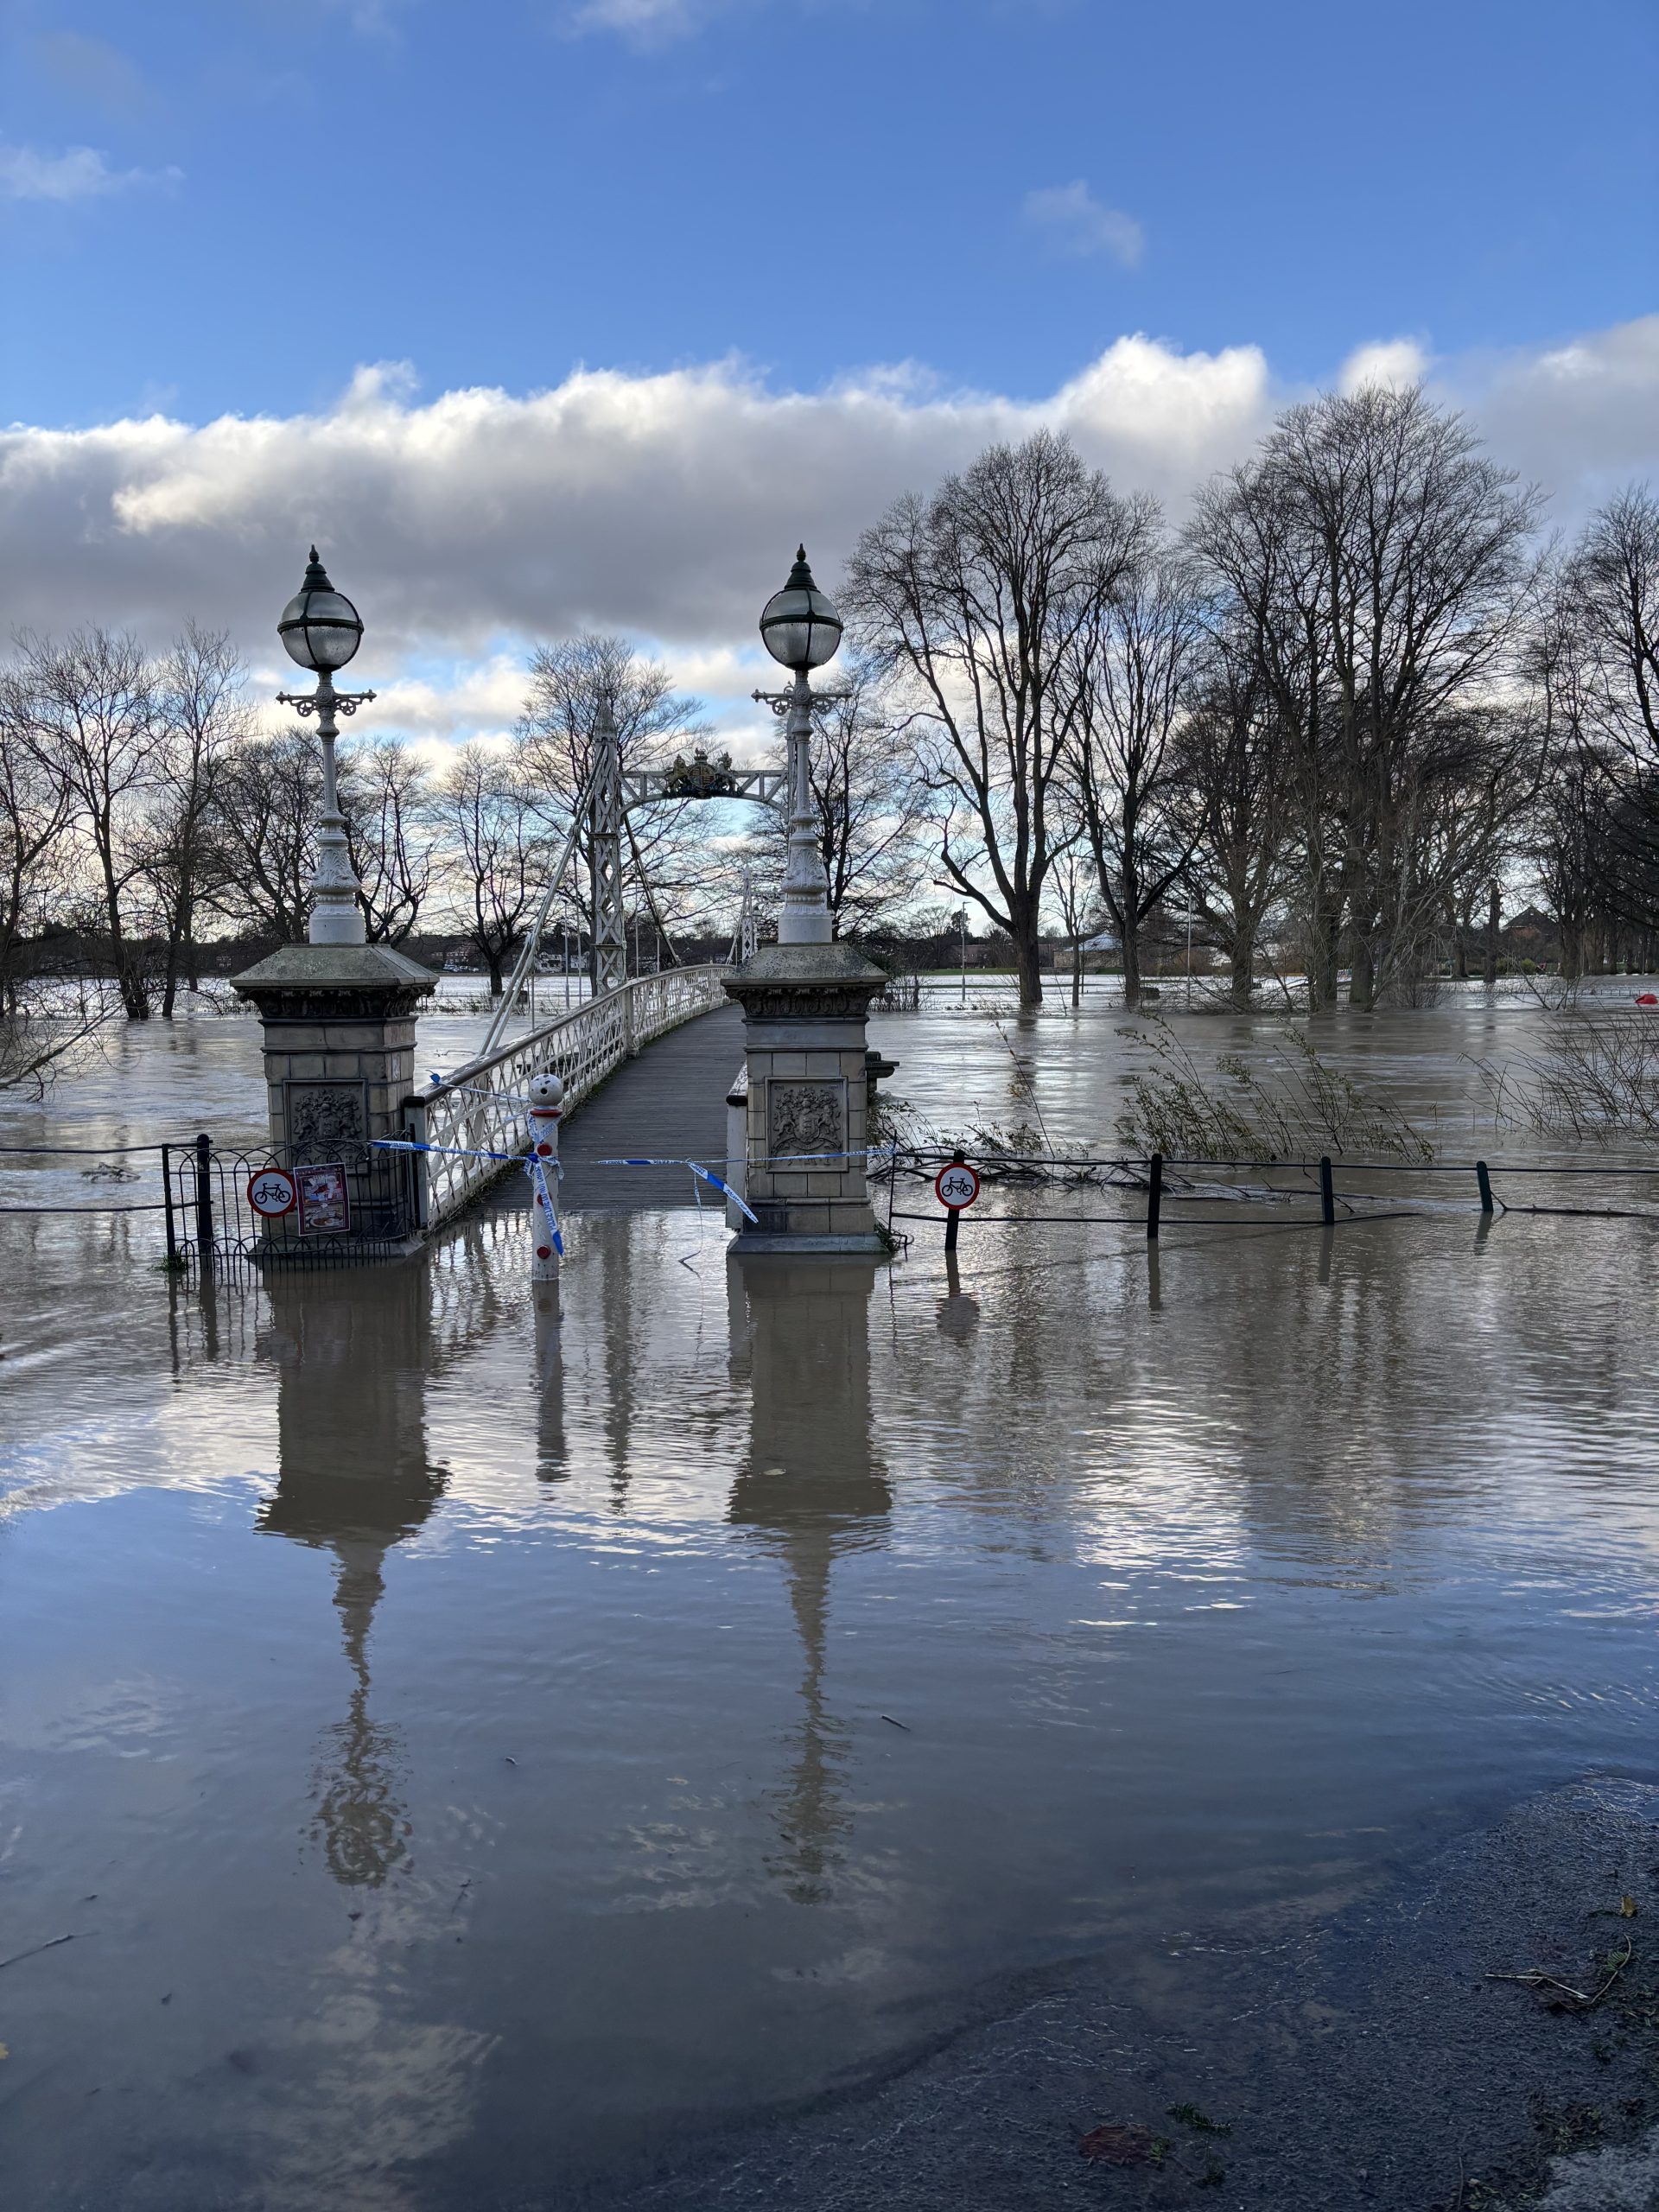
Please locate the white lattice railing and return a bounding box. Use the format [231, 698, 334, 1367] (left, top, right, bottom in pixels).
[404, 966, 729, 1230]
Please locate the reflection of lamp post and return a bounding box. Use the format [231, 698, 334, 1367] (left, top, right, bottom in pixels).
[759, 546, 842, 946]
[277, 548, 376, 948]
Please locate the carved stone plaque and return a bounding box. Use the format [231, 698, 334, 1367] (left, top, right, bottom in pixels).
[768, 1079, 844, 1162]
[286, 1081, 369, 1162]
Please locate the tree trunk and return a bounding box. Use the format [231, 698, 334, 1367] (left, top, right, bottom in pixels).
[1071, 939, 1082, 1008]
[105, 883, 148, 1020]
[1350, 935, 1376, 1011]
[1122, 926, 1142, 1011]
[1230, 944, 1253, 1011]
[1305, 906, 1340, 1014]
[1014, 925, 1044, 1009]
[486, 950, 504, 997]
[1484, 882, 1500, 988]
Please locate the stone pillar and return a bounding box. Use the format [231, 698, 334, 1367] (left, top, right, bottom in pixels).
[721, 942, 887, 1254]
[232, 944, 437, 1165]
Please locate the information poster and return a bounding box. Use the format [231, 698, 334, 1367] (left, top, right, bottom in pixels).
[296, 1162, 351, 1236]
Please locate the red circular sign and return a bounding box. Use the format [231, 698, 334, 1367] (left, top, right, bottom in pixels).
[934, 1160, 980, 1210]
[247, 1166, 298, 1219]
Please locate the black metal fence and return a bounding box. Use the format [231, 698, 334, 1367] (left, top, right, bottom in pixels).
[162, 1135, 420, 1274]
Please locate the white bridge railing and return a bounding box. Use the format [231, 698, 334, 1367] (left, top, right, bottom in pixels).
[404, 965, 729, 1230]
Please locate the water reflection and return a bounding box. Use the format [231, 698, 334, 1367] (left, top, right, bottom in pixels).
[532, 1281, 567, 1479]
[728, 1255, 890, 1903]
[937, 1249, 981, 1341]
[257, 1262, 443, 1888]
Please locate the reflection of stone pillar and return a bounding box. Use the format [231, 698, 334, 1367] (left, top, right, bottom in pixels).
[722, 944, 887, 1254]
[257, 1264, 442, 1888]
[728, 1254, 890, 1900]
[232, 944, 437, 1162]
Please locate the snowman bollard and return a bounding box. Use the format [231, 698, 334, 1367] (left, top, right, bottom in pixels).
[527, 1070, 564, 1281]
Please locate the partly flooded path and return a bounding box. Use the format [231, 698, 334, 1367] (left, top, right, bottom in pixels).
[3, 999, 1658, 2206]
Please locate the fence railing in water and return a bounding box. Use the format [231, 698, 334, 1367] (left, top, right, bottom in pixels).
[406, 964, 729, 1230]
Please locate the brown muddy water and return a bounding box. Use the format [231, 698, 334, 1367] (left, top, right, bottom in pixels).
[2, 995, 1658, 2209]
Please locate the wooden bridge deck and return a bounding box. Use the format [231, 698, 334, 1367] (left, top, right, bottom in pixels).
[554, 1002, 742, 1211]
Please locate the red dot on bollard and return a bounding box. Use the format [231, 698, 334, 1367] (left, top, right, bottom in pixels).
[537, 1245, 552, 1260]
[537, 1142, 552, 1156]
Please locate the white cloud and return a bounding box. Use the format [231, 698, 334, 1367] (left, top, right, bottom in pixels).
[1338, 337, 1431, 394]
[1470, 315, 1659, 505]
[1, 319, 1654, 753]
[564, 0, 703, 42]
[0, 340, 1270, 664]
[1022, 182, 1144, 268]
[0, 140, 181, 203]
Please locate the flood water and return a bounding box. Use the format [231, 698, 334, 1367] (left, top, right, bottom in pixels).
[3, 994, 1658, 2208]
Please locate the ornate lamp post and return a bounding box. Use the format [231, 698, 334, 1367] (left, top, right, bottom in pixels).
[723, 545, 887, 1254]
[234, 550, 435, 1217]
[757, 546, 842, 946]
[276, 548, 375, 947]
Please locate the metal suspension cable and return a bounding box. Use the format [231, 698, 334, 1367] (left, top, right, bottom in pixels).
[624, 816, 686, 969]
[478, 758, 601, 1062]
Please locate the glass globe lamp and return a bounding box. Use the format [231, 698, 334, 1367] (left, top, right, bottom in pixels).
[759, 545, 842, 672]
[278, 547, 364, 674]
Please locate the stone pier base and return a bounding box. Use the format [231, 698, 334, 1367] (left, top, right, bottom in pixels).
[722, 943, 887, 1255]
[232, 944, 438, 1160]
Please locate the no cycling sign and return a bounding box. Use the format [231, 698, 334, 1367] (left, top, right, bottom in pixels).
[934, 1160, 980, 1210]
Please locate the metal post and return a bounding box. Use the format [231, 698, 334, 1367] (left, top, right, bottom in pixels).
[1146, 1152, 1163, 1242]
[944, 1148, 963, 1255]
[1319, 1154, 1336, 1226]
[162, 1142, 178, 1269]
[403, 1096, 430, 1231]
[1476, 1160, 1494, 1215]
[777, 666, 832, 944]
[305, 672, 367, 947]
[528, 1071, 563, 1282]
[194, 1132, 214, 1275]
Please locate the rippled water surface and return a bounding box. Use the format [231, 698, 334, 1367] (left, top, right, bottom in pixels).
[3, 998, 1658, 2208]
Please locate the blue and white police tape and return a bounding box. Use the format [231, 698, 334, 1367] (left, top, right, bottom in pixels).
[526, 1149, 564, 1255]
[374, 1135, 556, 1169]
[594, 1155, 758, 1224]
[598, 1146, 897, 1168]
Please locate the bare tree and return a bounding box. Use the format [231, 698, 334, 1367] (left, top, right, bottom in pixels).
[1167, 621, 1291, 1008]
[1066, 531, 1205, 1008]
[753, 659, 930, 935]
[1535, 488, 1659, 956]
[517, 633, 710, 963]
[1272, 387, 1539, 1006]
[845, 431, 1146, 1007]
[341, 737, 434, 945]
[1188, 457, 1340, 1006]
[1191, 387, 1542, 1007]
[0, 685, 73, 1010]
[0, 685, 103, 1090]
[213, 730, 321, 944]
[12, 627, 159, 1018]
[143, 625, 249, 1014]
[433, 744, 547, 995]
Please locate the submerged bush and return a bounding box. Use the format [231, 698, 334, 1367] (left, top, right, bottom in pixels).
[1115, 1018, 1433, 1162]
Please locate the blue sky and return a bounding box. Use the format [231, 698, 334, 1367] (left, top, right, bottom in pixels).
[1, 0, 1655, 743]
[3, 0, 1653, 424]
